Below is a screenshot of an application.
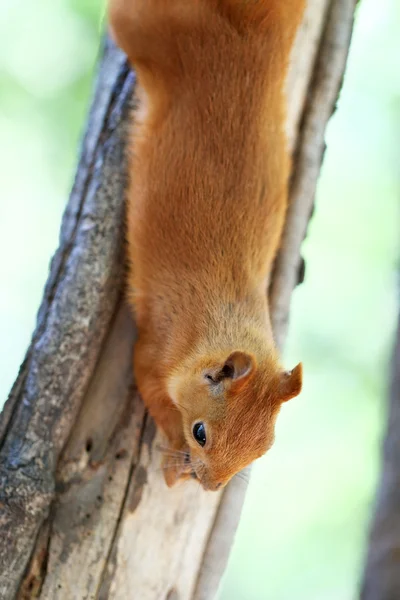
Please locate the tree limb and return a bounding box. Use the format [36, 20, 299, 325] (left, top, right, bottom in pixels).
[360, 310, 400, 600]
[0, 3, 358, 597]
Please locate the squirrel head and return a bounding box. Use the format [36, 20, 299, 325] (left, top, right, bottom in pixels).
[168, 351, 302, 491]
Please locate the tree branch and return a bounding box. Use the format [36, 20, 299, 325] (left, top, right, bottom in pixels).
[0, 40, 133, 599]
[360, 309, 400, 600]
[0, 2, 358, 596]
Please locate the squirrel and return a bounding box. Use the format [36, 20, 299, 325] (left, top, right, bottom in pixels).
[108, 0, 305, 492]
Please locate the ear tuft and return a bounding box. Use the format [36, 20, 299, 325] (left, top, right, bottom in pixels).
[279, 363, 303, 402]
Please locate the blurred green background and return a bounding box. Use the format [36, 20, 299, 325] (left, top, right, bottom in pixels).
[0, 0, 399, 598]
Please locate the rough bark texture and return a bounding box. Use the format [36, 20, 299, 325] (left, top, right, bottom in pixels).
[360, 311, 400, 600]
[0, 2, 357, 598]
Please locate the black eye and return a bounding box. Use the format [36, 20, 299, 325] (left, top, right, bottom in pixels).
[193, 422, 207, 447]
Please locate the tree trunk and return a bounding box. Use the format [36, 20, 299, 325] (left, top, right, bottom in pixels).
[360, 309, 400, 600]
[0, 1, 357, 598]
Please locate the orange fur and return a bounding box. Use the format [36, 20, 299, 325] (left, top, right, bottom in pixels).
[109, 0, 305, 491]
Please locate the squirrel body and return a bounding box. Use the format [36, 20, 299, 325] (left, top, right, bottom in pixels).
[109, 0, 305, 491]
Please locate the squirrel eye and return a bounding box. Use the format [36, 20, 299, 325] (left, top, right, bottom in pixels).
[193, 422, 207, 447]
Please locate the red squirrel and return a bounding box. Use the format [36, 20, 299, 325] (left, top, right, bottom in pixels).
[108, 0, 305, 491]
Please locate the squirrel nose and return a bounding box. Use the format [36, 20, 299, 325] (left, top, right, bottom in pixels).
[209, 482, 222, 491]
[202, 480, 223, 492]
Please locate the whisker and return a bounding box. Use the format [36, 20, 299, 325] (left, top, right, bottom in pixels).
[156, 444, 188, 454]
[157, 463, 190, 471]
[156, 446, 189, 457]
[189, 460, 202, 471]
[158, 450, 189, 458]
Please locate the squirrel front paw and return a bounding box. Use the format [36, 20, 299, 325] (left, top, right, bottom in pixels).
[161, 444, 193, 488]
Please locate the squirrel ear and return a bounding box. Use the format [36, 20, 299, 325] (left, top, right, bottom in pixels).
[205, 351, 255, 386]
[279, 363, 303, 402]
[223, 351, 255, 381]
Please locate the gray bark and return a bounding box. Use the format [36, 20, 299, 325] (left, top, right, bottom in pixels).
[0, 1, 357, 598]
